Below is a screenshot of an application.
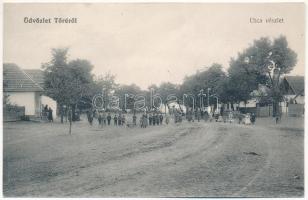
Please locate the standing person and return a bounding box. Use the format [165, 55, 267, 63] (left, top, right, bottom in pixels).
[118, 114, 122, 126]
[43, 104, 49, 120]
[102, 112, 107, 126]
[107, 113, 111, 125]
[133, 114, 137, 126]
[98, 111, 102, 127]
[44, 105, 49, 113]
[87, 109, 93, 125]
[142, 113, 148, 128]
[48, 107, 53, 122]
[197, 108, 201, 122]
[140, 115, 144, 128]
[156, 113, 159, 125]
[149, 113, 153, 126]
[156, 113, 160, 125]
[251, 113, 256, 124]
[275, 113, 280, 124]
[238, 113, 243, 124]
[228, 111, 234, 123]
[204, 111, 209, 122]
[122, 114, 126, 126]
[159, 113, 163, 125]
[114, 114, 118, 126]
[153, 113, 156, 125]
[165, 114, 170, 124]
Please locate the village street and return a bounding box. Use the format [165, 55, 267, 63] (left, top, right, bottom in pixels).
[3, 117, 304, 197]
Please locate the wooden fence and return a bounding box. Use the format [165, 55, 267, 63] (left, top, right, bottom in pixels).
[3, 105, 25, 122]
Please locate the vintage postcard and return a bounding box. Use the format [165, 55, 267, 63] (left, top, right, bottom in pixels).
[2, 2, 306, 198]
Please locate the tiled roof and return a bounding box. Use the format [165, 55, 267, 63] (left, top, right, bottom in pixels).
[3, 63, 44, 92]
[24, 69, 45, 88]
[284, 76, 304, 95]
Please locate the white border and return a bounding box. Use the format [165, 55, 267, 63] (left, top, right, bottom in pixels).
[0, 1, 306, 200]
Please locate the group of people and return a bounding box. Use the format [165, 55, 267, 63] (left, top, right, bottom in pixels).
[86, 109, 172, 129]
[42, 104, 53, 122]
[86, 110, 127, 127]
[140, 112, 168, 128]
[184, 108, 258, 125]
[85, 107, 259, 128]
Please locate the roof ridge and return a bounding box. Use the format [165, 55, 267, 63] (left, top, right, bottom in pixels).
[20, 67, 44, 90]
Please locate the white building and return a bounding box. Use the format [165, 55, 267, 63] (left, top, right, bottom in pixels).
[3, 63, 57, 119]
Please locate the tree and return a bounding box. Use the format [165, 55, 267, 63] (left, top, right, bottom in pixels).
[3, 66, 10, 106]
[114, 84, 143, 111]
[225, 55, 264, 105]
[42, 48, 95, 134]
[157, 82, 179, 112]
[180, 63, 226, 109]
[227, 36, 297, 116]
[95, 73, 118, 110]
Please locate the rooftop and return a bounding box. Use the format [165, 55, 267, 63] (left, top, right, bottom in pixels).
[3, 63, 43, 92]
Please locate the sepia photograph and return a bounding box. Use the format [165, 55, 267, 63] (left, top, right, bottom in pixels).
[2, 2, 306, 198]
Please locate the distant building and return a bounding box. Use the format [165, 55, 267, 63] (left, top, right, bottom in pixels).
[280, 76, 304, 116]
[3, 63, 57, 118]
[237, 76, 305, 117]
[281, 76, 304, 104]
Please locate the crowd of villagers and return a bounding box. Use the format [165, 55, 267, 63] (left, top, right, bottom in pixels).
[85, 105, 257, 128]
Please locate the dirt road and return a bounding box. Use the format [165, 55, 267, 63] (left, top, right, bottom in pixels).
[3, 119, 304, 197]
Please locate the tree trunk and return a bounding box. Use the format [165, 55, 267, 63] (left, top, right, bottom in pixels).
[69, 117, 72, 135]
[68, 106, 72, 135]
[273, 100, 279, 117]
[231, 102, 234, 111]
[72, 106, 76, 121]
[244, 101, 247, 113]
[60, 105, 64, 123]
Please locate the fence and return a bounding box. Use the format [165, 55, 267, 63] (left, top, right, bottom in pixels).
[3, 105, 25, 122]
[288, 104, 304, 117]
[239, 105, 284, 117]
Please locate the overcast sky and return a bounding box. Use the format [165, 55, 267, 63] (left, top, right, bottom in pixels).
[4, 3, 305, 89]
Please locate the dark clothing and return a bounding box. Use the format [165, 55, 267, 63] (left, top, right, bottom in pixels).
[107, 114, 111, 125]
[153, 115, 157, 125]
[121, 116, 125, 125]
[114, 116, 118, 126]
[118, 115, 122, 125]
[159, 115, 163, 125]
[48, 108, 53, 122]
[133, 115, 137, 126]
[98, 114, 102, 125]
[251, 114, 256, 124]
[87, 111, 93, 125]
[44, 105, 48, 113]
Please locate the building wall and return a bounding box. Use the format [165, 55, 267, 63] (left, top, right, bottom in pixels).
[7, 92, 36, 115]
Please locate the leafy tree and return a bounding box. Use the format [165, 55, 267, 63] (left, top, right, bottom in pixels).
[95, 73, 118, 110]
[157, 82, 180, 112]
[3, 67, 10, 106]
[180, 63, 226, 108]
[114, 83, 143, 111]
[227, 36, 297, 116]
[42, 48, 95, 133]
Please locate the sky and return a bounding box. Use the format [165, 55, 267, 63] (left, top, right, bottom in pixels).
[4, 3, 305, 89]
